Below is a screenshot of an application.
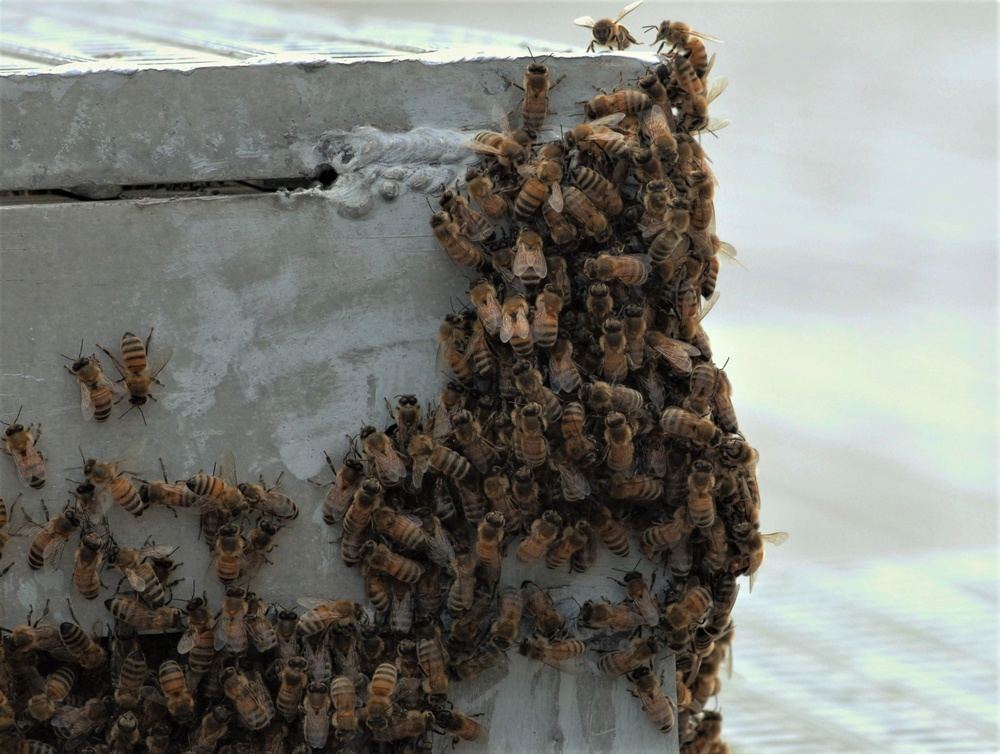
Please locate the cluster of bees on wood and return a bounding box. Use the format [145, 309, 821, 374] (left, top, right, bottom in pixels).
[0, 7, 785, 754]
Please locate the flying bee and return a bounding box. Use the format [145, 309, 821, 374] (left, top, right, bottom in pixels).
[438, 184, 493, 241]
[512, 227, 549, 290]
[221, 667, 273, 731]
[2, 408, 45, 489]
[465, 168, 507, 220]
[363, 662, 398, 732]
[295, 598, 360, 637]
[589, 505, 631, 557]
[572, 165, 623, 216]
[521, 580, 565, 637]
[359, 425, 406, 486]
[562, 185, 609, 239]
[97, 329, 172, 419]
[363, 541, 425, 584]
[59, 621, 106, 669]
[574, 0, 643, 51]
[214, 585, 248, 655]
[62, 344, 123, 422]
[430, 210, 485, 269]
[629, 666, 676, 732]
[514, 160, 563, 224]
[599, 635, 663, 676]
[579, 600, 644, 631]
[237, 474, 298, 520]
[22, 506, 80, 570]
[434, 708, 490, 744]
[520, 635, 587, 670]
[549, 333, 583, 394]
[72, 533, 104, 599]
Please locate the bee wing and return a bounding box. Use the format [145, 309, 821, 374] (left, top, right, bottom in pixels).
[464, 139, 503, 157]
[176, 625, 198, 654]
[138, 543, 177, 561]
[547, 182, 564, 213]
[537, 654, 582, 675]
[252, 490, 298, 519]
[573, 15, 597, 29]
[78, 381, 96, 421]
[698, 291, 721, 323]
[513, 310, 532, 340]
[214, 613, 247, 653]
[41, 534, 70, 570]
[512, 242, 546, 279]
[146, 345, 173, 380]
[246, 616, 275, 652]
[220, 450, 238, 487]
[303, 700, 330, 748]
[589, 113, 627, 129]
[690, 29, 724, 43]
[297, 597, 335, 610]
[424, 524, 456, 571]
[649, 337, 696, 374]
[632, 591, 660, 627]
[120, 565, 149, 592]
[10, 446, 40, 487]
[643, 105, 669, 136]
[552, 459, 591, 501]
[614, 0, 643, 23]
[493, 102, 512, 137]
[139, 686, 169, 706]
[323, 483, 353, 522]
[692, 118, 731, 137]
[372, 445, 406, 484]
[706, 76, 729, 104]
[531, 300, 548, 344]
[411, 456, 429, 490]
[548, 351, 581, 394]
[478, 292, 504, 334]
[499, 310, 515, 343]
[762, 531, 789, 546]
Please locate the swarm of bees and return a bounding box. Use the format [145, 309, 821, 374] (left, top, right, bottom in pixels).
[0, 23, 780, 754]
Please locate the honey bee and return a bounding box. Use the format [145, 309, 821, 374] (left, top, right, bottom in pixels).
[330, 675, 359, 735]
[300, 681, 331, 748]
[138, 464, 202, 511]
[598, 319, 628, 383]
[580, 600, 644, 632]
[468, 124, 529, 171]
[470, 510, 501, 581]
[543, 196, 578, 246]
[521, 580, 565, 637]
[589, 505, 631, 557]
[585, 253, 652, 286]
[482, 470, 523, 532]
[639, 507, 692, 555]
[438, 184, 493, 242]
[97, 329, 172, 418]
[447, 551, 477, 615]
[430, 210, 485, 269]
[417, 635, 450, 703]
[572, 165, 623, 216]
[364, 541, 426, 584]
[51, 696, 112, 748]
[734, 527, 788, 592]
[585, 89, 652, 120]
[22, 506, 80, 570]
[574, 1, 643, 52]
[499, 291, 531, 350]
[237, 475, 298, 520]
[563, 112, 629, 155]
[511, 227, 549, 287]
[516, 509, 563, 565]
[512, 361, 562, 424]
[629, 666, 676, 732]
[63, 344, 122, 422]
[646, 20, 723, 63]
[190, 707, 231, 753]
[622, 570, 659, 626]
[2, 409, 45, 489]
[434, 708, 490, 744]
[110, 649, 146, 710]
[548, 334, 583, 395]
[664, 583, 713, 630]
[465, 168, 507, 220]
[363, 662, 398, 732]
[520, 635, 587, 669]
[426, 443, 473, 483]
[686, 460, 716, 529]
[339, 476, 381, 565]
[510, 466, 539, 515]
[213, 585, 248, 655]
[451, 410, 496, 474]
[562, 185, 609, 239]
[515, 59, 557, 134]
[108, 541, 176, 605]
[71, 533, 104, 600]
[660, 407, 718, 445]
[531, 286, 563, 350]
[712, 367, 738, 432]
[359, 426, 406, 486]
[468, 278, 503, 336]
[83, 455, 145, 516]
[295, 598, 360, 637]
[513, 402, 549, 469]
[59, 621, 106, 669]
[581, 380, 644, 417]
[152, 660, 195, 721]
[431, 380, 467, 441]
[603, 411, 635, 474]
[487, 584, 524, 651]
[177, 597, 215, 678]
[599, 635, 663, 675]
[456, 477, 489, 525]
[106, 596, 181, 631]
[221, 667, 273, 731]
[544, 521, 590, 570]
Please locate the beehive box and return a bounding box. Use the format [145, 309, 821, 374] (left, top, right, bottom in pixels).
[0, 3, 696, 753]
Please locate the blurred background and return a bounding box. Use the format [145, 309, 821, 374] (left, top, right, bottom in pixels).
[2, 1, 997, 752]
